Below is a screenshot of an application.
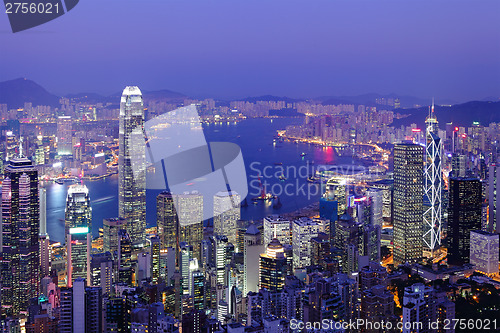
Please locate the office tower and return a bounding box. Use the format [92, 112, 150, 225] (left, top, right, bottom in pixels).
[244, 224, 264, 295]
[90, 252, 113, 295]
[211, 235, 229, 285]
[65, 184, 92, 238]
[119, 86, 146, 246]
[263, 215, 290, 247]
[335, 213, 363, 274]
[5, 131, 17, 161]
[59, 288, 73, 332]
[34, 135, 45, 165]
[292, 218, 319, 269]
[213, 191, 241, 248]
[448, 177, 482, 265]
[179, 242, 193, 295]
[470, 230, 499, 275]
[365, 188, 383, 228]
[176, 192, 203, 261]
[157, 191, 203, 262]
[319, 194, 338, 245]
[310, 234, 331, 267]
[393, 143, 424, 267]
[117, 229, 133, 285]
[136, 251, 151, 283]
[57, 116, 73, 156]
[423, 104, 443, 254]
[192, 271, 205, 311]
[103, 217, 127, 254]
[73, 279, 85, 333]
[157, 191, 177, 250]
[60, 278, 103, 333]
[67, 226, 91, 287]
[451, 154, 466, 178]
[259, 238, 287, 292]
[1, 158, 40, 316]
[39, 188, 51, 277]
[488, 164, 500, 233]
[150, 236, 161, 284]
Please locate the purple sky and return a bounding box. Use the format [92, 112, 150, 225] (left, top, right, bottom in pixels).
[1, 0, 499, 101]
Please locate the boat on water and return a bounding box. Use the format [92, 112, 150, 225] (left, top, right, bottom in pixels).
[278, 174, 286, 181]
[300, 152, 307, 157]
[252, 176, 275, 201]
[55, 178, 78, 185]
[274, 162, 283, 165]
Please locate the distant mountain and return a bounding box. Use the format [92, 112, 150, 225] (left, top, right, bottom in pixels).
[392, 101, 500, 128]
[0, 78, 60, 108]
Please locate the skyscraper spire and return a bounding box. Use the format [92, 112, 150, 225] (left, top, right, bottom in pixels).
[432, 97, 435, 113]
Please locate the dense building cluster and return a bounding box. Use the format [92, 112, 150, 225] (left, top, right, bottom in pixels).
[0, 90, 499, 332]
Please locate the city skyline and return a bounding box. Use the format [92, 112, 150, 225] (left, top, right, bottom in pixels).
[1, 0, 499, 327]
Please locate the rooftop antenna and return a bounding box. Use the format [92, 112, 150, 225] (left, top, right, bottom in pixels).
[431, 97, 435, 114]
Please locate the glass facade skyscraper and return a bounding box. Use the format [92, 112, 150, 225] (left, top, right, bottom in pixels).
[65, 184, 92, 238]
[447, 177, 482, 266]
[423, 104, 443, 254]
[213, 191, 241, 249]
[57, 116, 73, 156]
[119, 86, 146, 245]
[393, 143, 424, 267]
[1, 158, 40, 316]
[156, 191, 203, 262]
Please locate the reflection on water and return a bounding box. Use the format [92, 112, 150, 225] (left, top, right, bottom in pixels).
[45, 118, 357, 243]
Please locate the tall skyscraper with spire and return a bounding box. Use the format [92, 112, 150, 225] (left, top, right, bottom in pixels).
[423, 101, 443, 255]
[118, 86, 146, 245]
[1, 158, 40, 316]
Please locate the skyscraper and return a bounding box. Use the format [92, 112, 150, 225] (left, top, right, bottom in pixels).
[259, 238, 287, 292]
[67, 226, 91, 287]
[150, 236, 161, 284]
[292, 217, 319, 269]
[488, 164, 500, 233]
[1, 158, 40, 316]
[157, 191, 203, 262]
[39, 188, 51, 278]
[423, 103, 443, 254]
[469, 230, 499, 275]
[103, 217, 127, 255]
[119, 86, 146, 246]
[57, 116, 73, 156]
[65, 184, 92, 238]
[213, 191, 241, 248]
[393, 143, 424, 267]
[263, 215, 290, 248]
[448, 177, 482, 266]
